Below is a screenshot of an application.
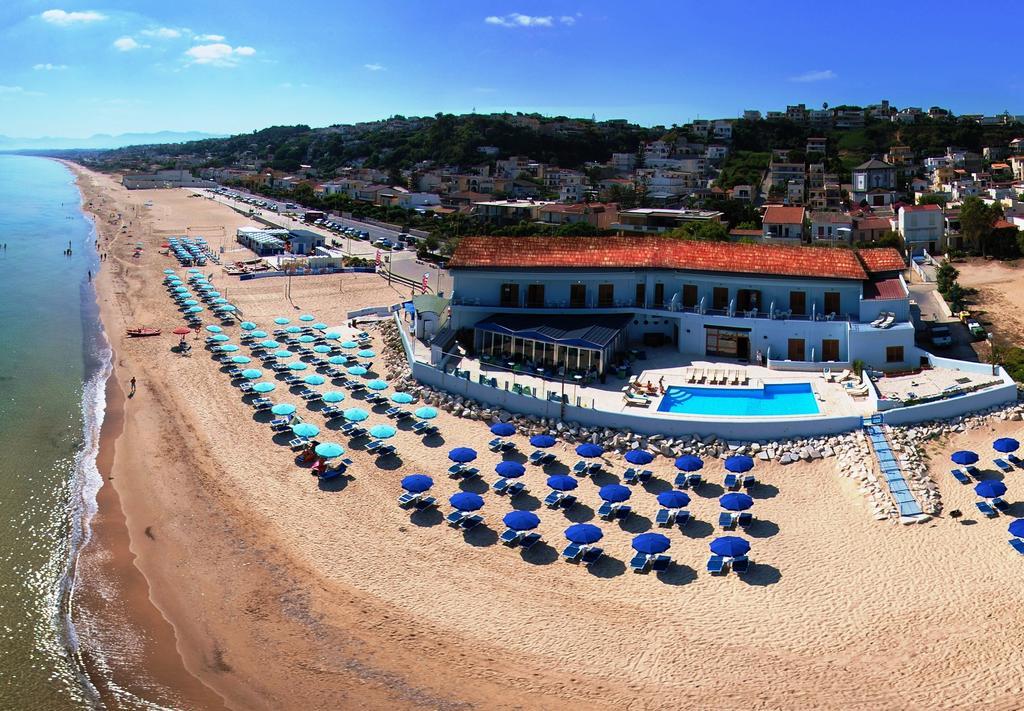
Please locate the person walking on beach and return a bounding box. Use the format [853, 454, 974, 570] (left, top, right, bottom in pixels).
[129, 377, 136, 397]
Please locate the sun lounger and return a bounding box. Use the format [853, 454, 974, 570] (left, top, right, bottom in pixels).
[623, 393, 650, 407]
[965, 465, 981, 478]
[976, 501, 998, 518]
[520, 532, 541, 549]
[238, 382, 253, 393]
[414, 496, 436, 510]
[676, 510, 691, 527]
[459, 514, 483, 531]
[446, 511, 465, 527]
[320, 458, 353, 479]
[269, 418, 292, 431]
[562, 543, 583, 562]
[737, 512, 754, 528]
[994, 458, 1014, 474]
[719, 511, 737, 530]
[623, 467, 653, 485]
[686, 369, 697, 384]
[284, 375, 304, 386]
[398, 492, 420, 509]
[741, 475, 756, 489]
[950, 468, 972, 485]
[992, 497, 1010, 512]
[597, 502, 615, 520]
[581, 546, 603, 566]
[500, 529, 521, 546]
[629, 552, 652, 574]
[655, 509, 676, 527]
[250, 396, 272, 408]
[723, 473, 740, 491]
[675, 472, 702, 489]
[1009, 538, 1024, 555]
[651, 555, 671, 573]
[707, 555, 726, 575]
[730, 556, 750, 574]
[493, 478, 515, 495]
[1008, 454, 1024, 469]
[270, 363, 290, 372]
[299, 389, 321, 401]
[365, 440, 383, 454]
[288, 437, 309, 451]
[488, 437, 505, 452]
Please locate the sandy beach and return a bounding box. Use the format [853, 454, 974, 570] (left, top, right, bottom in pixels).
[70, 164, 1024, 710]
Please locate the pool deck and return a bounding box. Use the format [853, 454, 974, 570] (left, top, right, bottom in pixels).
[448, 348, 870, 420]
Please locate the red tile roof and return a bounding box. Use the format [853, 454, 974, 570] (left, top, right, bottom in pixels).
[863, 277, 906, 300]
[994, 219, 1019, 230]
[857, 248, 905, 273]
[763, 206, 806, 224]
[856, 217, 892, 231]
[450, 236, 869, 280]
[901, 204, 941, 213]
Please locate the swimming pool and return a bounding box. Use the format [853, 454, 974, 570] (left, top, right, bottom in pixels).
[657, 382, 820, 417]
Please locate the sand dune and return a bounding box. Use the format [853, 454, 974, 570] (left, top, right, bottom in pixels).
[73, 167, 1024, 710]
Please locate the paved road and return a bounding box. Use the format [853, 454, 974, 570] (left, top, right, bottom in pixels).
[908, 282, 980, 362]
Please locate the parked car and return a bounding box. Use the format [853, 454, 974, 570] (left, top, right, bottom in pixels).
[930, 324, 952, 347]
[966, 319, 987, 340]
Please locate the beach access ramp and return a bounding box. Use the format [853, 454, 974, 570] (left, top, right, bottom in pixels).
[864, 424, 924, 518]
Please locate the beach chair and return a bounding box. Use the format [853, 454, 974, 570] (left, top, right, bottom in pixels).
[270, 418, 291, 432]
[398, 492, 420, 509]
[651, 555, 671, 573]
[519, 532, 541, 549]
[446, 511, 465, 527]
[365, 394, 386, 406]
[299, 389, 321, 402]
[288, 437, 309, 451]
[394, 410, 413, 421]
[706, 555, 726, 575]
[737, 512, 754, 528]
[597, 502, 615, 521]
[655, 509, 676, 527]
[488, 437, 506, 452]
[976, 501, 998, 518]
[460, 514, 483, 531]
[741, 475, 757, 489]
[320, 458, 353, 480]
[992, 497, 1010, 512]
[500, 529, 522, 547]
[581, 546, 603, 567]
[384, 407, 401, 418]
[572, 461, 590, 476]
[543, 491, 563, 508]
[629, 552, 651, 574]
[719, 512, 738, 530]
[284, 375, 303, 386]
[950, 468, 972, 485]
[994, 458, 1014, 474]
[675, 472, 702, 489]
[493, 478, 513, 495]
[1009, 454, 1024, 469]
[676, 511, 691, 527]
[365, 440, 382, 454]
[529, 450, 547, 466]
[562, 543, 583, 563]
[320, 406, 343, 419]
[723, 473, 740, 491]
[415, 496, 437, 510]
[1009, 538, 1024, 555]
[250, 396, 272, 408]
[238, 382, 254, 393]
[421, 425, 439, 437]
[730, 556, 750, 574]
[411, 421, 430, 434]
[966, 465, 981, 479]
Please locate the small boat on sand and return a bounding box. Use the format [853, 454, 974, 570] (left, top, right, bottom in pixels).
[126, 328, 162, 337]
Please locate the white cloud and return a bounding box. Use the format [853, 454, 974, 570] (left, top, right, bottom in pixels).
[40, 9, 106, 25]
[33, 63, 68, 71]
[789, 69, 837, 83]
[559, 15, 577, 25]
[0, 85, 44, 97]
[141, 27, 183, 39]
[113, 36, 144, 51]
[194, 33, 225, 41]
[185, 43, 256, 67]
[484, 13, 554, 28]
[364, 63, 385, 71]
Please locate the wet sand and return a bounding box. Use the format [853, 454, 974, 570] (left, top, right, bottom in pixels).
[67, 164, 1024, 711]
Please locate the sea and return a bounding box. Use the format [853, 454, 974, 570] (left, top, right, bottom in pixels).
[0, 155, 109, 709]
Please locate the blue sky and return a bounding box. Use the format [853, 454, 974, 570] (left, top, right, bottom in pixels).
[1, 1, 1021, 138]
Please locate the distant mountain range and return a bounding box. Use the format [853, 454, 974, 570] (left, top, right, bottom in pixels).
[0, 130, 225, 151]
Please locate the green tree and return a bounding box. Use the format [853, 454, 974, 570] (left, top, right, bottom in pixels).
[936, 260, 959, 294]
[945, 282, 966, 311]
[960, 196, 999, 256]
[917, 193, 946, 206]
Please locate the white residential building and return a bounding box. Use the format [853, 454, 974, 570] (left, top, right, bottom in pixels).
[898, 204, 944, 256]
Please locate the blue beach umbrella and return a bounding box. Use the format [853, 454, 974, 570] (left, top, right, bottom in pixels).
[951, 450, 979, 466]
[274, 350, 293, 359]
[975, 480, 1007, 499]
[449, 492, 484, 512]
[288, 361, 309, 371]
[314, 442, 345, 459]
[366, 379, 388, 391]
[205, 325, 223, 333]
[625, 449, 655, 465]
[490, 423, 516, 437]
[210, 334, 230, 342]
[304, 374, 326, 386]
[401, 474, 433, 493]
[598, 484, 631, 503]
[292, 422, 320, 438]
[252, 381, 275, 393]
[343, 407, 369, 422]
[504, 510, 540, 531]
[390, 392, 414, 404]
[298, 335, 316, 344]
[341, 340, 359, 349]
[322, 391, 345, 403]
[325, 332, 342, 340]
[217, 305, 237, 313]
[994, 438, 1020, 453]
[657, 490, 691, 508]
[313, 322, 328, 331]
[271, 403, 296, 416]
[182, 299, 199, 306]
[674, 455, 704, 472]
[495, 461, 526, 478]
[240, 321, 257, 330]
[314, 345, 332, 354]
[286, 326, 303, 334]
[725, 455, 755, 473]
[241, 368, 263, 380]
[274, 317, 290, 325]
[720, 493, 754, 511]
[632, 533, 671, 555]
[1008, 519, 1024, 538]
[187, 306, 203, 313]
[219, 344, 239, 352]
[250, 330, 268, 339]
[547, 475, 578, 492]
[212, 297, 228, 304]
[230, 355, 251, 364]
[576, 443, 604, 458]
[530, 434, 556, 448]
[203, 291, 220, 298]
[346, 365, 367, 376]
[357, 349, 376, 358]
[565, 523, 603, 545]
[163, 268, 175, 274]
[299, 314, 315, 322]
[173, 286, 188, 293]
[260, 340, 280, 349]
[369, 424, 396, 439]
[448, 447, 477, 463]
[710, 536, 750, 558]
[328, 356, 348, 365]
[414, 406, 437, 419]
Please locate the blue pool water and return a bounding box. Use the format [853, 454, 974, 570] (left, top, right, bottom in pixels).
[657, 383, 820, 417]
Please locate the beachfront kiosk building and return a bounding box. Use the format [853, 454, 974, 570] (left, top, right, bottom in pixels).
[446, 236, 915, 373]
